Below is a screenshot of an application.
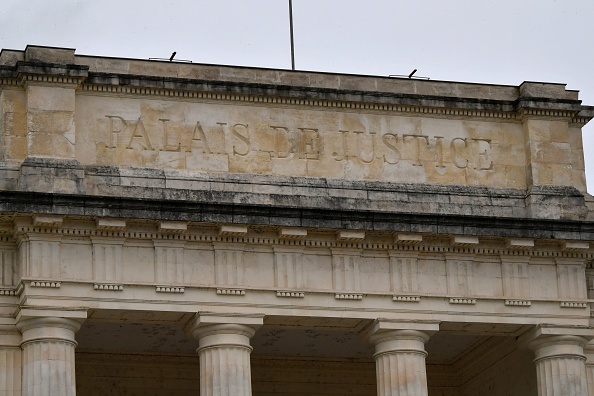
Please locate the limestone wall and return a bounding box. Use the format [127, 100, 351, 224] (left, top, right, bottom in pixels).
[1, 45, 593, 222]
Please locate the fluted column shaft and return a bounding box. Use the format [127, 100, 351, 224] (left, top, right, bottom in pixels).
[586, 362, 594, 396]
[16, 317, 81, 396]
[0, 345, 22, 396]
[370, 330, 431, 396]
[193, 323, 256, 396]
[530, 335, 589, 396]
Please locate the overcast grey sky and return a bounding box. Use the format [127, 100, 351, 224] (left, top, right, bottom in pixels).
[1, 0, 593, 192]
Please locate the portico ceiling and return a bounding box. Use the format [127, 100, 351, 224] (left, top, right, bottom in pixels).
[75, 310, 527, 365]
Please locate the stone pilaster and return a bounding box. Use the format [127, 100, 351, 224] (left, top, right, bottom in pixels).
[16, 310, 86, 396]
[367, 321, 439, 396]
[188, 314, 263, 396]
[585, 344, 594, 396]
[0, 330, 22, 396]
[529, 334, 590, 396]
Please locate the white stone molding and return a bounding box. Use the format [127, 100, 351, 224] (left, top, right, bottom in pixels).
[504, 300, 531, 307]
[560, 302, 588, 309]
[188, 314, 263, 396]
[158, 221, 187, 234]
[30, 281, 60, 288]
[451, 235, 479, 246]
[93, 283, 123, 291]
[20, 74, 84, 87]
[16, 315, 85, 396]
[393, 296, 421, 302]
[219, 225, 248, 236]
[389, 251, 419, 294]
[501, 255, 531, 299]
[273, 247, 305, 290]
[32, 214, 63, 228]
[336, 230, 365, 241]
[217, 288, 245, 296]
[506, 238, 535, 249]
[449, 298, 476, 305]
[445, 254, 475, 296]
[394, 234, 423, 245]
[278, 227, 307, 240]
[91, 236, 125, 283]
[335, 293, 363, 300]
[367, 321, 439, 396]
[276, 291, 305, 298]
[0, 288, 19, 296]
[95, 218, 126, 231]
[562, 241, 590, 251]
[214, 243, 245, 287]
[154, 240, 186, 285]
[156, 286, 184, 293]
[331, 248, 361, 293]
[529, 334, 591, 396]
[556, 258, 587, 300]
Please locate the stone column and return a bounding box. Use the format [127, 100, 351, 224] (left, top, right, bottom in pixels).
[529, 335, 590, 396]
[367, 321, 438, 396]
[188, 314, 263, 396]
[16, 317, 83, 396]
[0, 329, 22, 396]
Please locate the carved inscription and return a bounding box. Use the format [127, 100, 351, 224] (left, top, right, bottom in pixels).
[101, 116, 493, 171]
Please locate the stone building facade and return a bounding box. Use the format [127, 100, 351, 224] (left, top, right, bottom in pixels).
[0, 45, 593, 395]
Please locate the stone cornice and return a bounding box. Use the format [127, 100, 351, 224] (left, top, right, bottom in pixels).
[76, 73, 591, 123]
[0, 61, 88, 88]
[6, 157, 591, 222]
[5, 220, 593, 259]
[80, 76, 522, 120]
[2, 70, 591, 124]
[1, 188, 593, 240]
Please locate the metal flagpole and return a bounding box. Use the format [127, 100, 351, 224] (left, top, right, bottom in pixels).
[289, 0, 295, 70]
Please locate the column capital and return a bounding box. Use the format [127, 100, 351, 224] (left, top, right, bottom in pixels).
[366, 320, 439, 341]
[525, 325, 594, 356]
[186, 313, 263, 349]
[15, 307, 87, 323]
[529, 334, 591, 363]
[366, 320, 438, 361]
[15, 308, 87, 347]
